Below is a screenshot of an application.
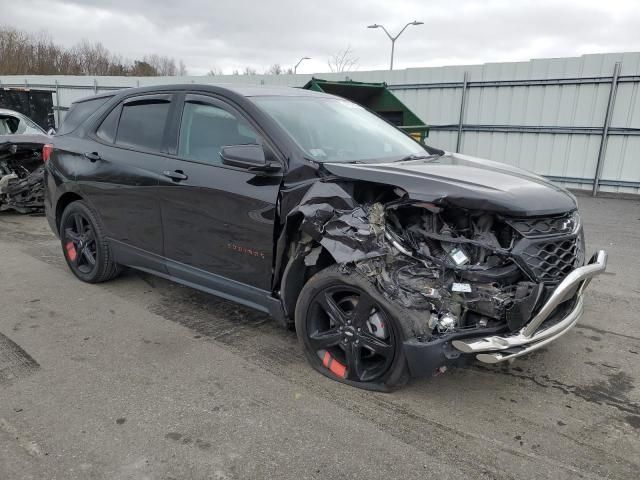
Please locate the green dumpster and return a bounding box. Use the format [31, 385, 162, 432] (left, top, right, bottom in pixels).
[302, 77, 429, 142]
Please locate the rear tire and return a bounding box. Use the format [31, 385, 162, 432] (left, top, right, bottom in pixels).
[295, 264, 412, 391]
[59, 200, 121, 283]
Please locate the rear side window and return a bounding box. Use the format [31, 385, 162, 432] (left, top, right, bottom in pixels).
[58, 96, 112, 135]
[115, 99, 171, 152]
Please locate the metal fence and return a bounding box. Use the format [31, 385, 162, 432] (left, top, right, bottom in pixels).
[388, 62, 637, 195]
[2, 52, 639, 195]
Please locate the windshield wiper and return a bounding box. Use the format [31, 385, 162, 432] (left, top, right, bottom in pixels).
[393, 153, 442, 163]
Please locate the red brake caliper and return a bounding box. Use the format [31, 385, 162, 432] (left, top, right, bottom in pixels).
[321, 350, 347, 379]
[65, 241, 77, 261]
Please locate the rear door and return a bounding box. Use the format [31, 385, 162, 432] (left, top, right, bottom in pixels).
[160, 93, 282, 291]
[76, 93, 174, 270]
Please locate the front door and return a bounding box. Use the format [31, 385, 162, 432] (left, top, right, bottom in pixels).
[160, 94, 281, 291]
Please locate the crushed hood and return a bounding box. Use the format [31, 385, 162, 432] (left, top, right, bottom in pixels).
[323, 152, 577, 217]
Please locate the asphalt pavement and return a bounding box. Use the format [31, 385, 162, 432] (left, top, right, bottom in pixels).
[0, 193, 639, 479]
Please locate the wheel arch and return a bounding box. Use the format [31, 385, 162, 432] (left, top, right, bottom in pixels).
[55, 191, 84, 232]
[274, 180, 400, 324]
[280, 239, 338, 324]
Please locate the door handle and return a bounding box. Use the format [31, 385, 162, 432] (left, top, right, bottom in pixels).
[84, 151, 101, 162]
[163, 170, 188, 181]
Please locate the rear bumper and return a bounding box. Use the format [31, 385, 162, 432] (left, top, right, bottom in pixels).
[402, 250, 607, 376]
[452, 250, 607, 364]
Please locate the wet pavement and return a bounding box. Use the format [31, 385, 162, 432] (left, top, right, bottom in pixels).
[0, 193, 639, 479]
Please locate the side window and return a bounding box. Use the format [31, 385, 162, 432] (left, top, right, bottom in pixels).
[115, 99, 171, 152]
[177, 101, 261, 164]
[96, 105, 121, 143]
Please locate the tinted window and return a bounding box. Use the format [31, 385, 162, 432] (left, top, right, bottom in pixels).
[115, 99, 171, 152]
[58, 96, 112, 135]
[178, 101, 260, 164]
[96, 105, 121, 143]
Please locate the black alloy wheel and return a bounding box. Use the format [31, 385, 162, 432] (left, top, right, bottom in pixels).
[59, 200, 121, 283]
[296, 265, 410, 391]
[63, 211, 97, 275]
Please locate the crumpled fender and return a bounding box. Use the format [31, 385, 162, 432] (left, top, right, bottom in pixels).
[288, 181, 388, 264]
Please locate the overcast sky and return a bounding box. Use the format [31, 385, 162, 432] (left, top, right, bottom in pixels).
[2, 0, 640, 75]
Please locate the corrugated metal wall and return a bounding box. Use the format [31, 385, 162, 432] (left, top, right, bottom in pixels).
[2, 52, 639, 194]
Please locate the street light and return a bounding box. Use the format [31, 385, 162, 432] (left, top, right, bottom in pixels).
[367, 21, 423, 70]
[294, 56, 311, 74]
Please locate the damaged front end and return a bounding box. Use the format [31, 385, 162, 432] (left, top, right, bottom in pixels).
[281, 181, 606, 377]
[0, 136, 47, 214]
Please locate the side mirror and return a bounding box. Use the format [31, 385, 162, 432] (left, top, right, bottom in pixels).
[221, 144, 280, 173]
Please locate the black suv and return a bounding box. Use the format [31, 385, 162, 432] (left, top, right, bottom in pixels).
[44, 84, 606, 390]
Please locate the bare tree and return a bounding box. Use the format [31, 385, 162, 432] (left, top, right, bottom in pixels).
[72, 41, 122, 75]
[178, 60, 187, 76]
[144, 54, 177, 76]
[327, 46, 358, 73]
[0, 26, 187, 77]
[207, 67, 224, 76]
[0, 27, 71, 75]
[266, 63, 283, 75]
[242, 66, 257, 75]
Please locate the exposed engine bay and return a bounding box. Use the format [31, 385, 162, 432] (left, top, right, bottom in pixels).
[357, 203, 545, 337]
[0, 138, 46, 214]
[285, 181, 584, 340]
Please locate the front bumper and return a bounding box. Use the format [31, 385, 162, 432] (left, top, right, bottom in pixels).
[402, 250, 607, 377]
[451, 249, 607, 364]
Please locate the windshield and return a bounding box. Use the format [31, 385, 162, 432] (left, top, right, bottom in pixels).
[252, 96, 427, 163]
[0, 113, 45, 135]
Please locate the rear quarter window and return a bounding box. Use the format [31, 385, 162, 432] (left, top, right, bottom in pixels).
[96, 105, 121, 144]
[58, 96, 113, 135]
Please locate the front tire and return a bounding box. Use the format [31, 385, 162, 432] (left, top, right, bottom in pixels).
[59, 200, 121, 283]
[295, 265, 411, 391]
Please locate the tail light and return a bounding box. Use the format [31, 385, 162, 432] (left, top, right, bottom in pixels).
[42, 143, 53, 162]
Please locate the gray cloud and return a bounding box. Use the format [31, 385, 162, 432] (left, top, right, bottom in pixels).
[2, 0, 640, 74]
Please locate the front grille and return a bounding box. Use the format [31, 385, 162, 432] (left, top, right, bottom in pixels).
[519, 234, 584, 284]
[507, 212, 579, 238]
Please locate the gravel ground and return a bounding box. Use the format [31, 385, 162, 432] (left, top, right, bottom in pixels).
[0, 193, 638, 480]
